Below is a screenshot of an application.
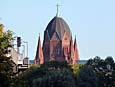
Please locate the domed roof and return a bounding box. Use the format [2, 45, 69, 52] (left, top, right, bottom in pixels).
[45, 16, 72, 40]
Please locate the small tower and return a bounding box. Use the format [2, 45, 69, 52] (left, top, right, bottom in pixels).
[34, 35, 44, 64]
[73, 36, 79, 64]
[69, 37, 74, 64]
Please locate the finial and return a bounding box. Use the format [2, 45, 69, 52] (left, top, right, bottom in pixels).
[56, 4, 59, 17]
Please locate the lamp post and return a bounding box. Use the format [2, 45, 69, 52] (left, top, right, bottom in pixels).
[23, 41, 29, 68]
[23, 41, 28, 57]
[22, 45, 25, 58]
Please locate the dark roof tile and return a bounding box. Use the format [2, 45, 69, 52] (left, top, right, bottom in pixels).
[45, 16, 72, 40]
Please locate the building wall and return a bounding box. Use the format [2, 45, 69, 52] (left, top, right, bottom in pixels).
[43, 32, 74, 63]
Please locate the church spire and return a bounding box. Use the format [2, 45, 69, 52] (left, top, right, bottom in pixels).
[73, 35, 79, 64]
[34, 34, 44, 64]
[74, 35, 77, 49]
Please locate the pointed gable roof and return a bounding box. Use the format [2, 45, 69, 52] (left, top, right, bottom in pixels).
[35, 35, 44, 64]
[51, 32, 60, 41]
[73, 36, 79, 61]
[74, 36, 77, 49]
[70, 36, 74, 54]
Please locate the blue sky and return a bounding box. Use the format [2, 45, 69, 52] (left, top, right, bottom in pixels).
[0, 0, 115, 60]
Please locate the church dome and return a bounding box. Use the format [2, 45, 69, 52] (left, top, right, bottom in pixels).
[45, 16, 72, 40]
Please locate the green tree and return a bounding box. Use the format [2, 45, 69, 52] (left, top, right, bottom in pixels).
[77, 65, 97, 87]
[15, 61, 75, 87]
[33, 68, 75, 87]
[0, 27, 14, 87]
[0, 55, 13, 87]
[71, 64, 83, 75]
[14, 65, 40, 87]
[0, 30, 14, 55]
[86, 56, 115, 87]
[105, 56, 114, 66]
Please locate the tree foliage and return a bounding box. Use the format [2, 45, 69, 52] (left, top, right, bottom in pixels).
[71, 64, 83, 75]
[0, 55, 13, 87]
[77, 65, 97, 87]
[0, 30, 14, 55]
[33, 68, 75, 87]
[15, 61, 75, 87]
[0, 27, 14, 87]
[86, 56, 115, 87]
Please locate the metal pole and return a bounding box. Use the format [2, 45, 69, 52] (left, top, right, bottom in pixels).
[26, 42, 28, 57]
[22, 45, 25, 58]
[23, 41, 28, 57]
[17, 47, 19, 54]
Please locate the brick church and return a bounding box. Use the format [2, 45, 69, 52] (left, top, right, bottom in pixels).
[34, 15, 79, 64]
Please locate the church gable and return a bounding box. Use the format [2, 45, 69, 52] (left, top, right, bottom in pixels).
[51, 32, 60, 41]
[62, 32, 70, 47]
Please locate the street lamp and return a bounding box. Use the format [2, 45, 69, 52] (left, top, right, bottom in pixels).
[23, 41, 28, 57]
[22, 45, 25, 58]
[23, 41, 29, 67]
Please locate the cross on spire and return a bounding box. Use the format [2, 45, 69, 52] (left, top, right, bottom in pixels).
[56, 4, 60, 16]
